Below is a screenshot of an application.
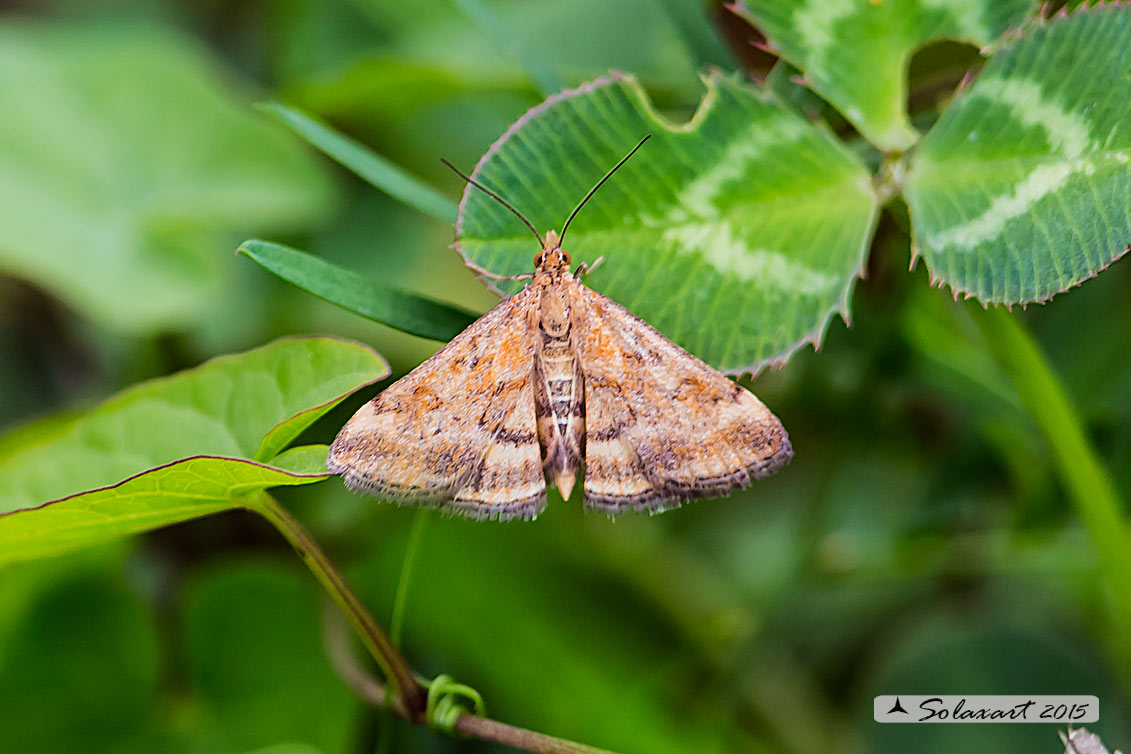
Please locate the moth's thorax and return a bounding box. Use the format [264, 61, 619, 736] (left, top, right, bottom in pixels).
[531, 229, 576, 337]
[536, 280, 572, 337]
[531, 267, 573, 287]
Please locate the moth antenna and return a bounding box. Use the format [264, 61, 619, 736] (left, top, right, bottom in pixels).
[441, 158, 542, 245]
[559, 134, 651, 246]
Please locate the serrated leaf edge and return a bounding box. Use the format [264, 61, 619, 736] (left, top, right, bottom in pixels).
[905, 1, 1131, 306]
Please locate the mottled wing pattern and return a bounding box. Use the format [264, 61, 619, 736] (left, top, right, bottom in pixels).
[327, 288, 547, 520]
[571, 283, 792, 513]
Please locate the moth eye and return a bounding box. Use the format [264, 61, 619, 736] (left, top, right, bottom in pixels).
[533, 252, 544, 267]
[560, 250, 572, 266]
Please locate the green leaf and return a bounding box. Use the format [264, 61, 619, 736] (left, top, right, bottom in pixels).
[904, 5, 1131, 304]
[259, 101, 458, 222]
[238, 240, 476, 343]
[734, 0, 1035, 150]
[0, 456, 329, 567]
[0, 21, 333, 333]
[266, 445, 333, 475]
[764, 60, 835, 123]
[0, 337, 388, 514]
[456, 71, 878, 372]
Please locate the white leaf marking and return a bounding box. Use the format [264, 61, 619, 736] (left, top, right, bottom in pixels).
[663, 222, 837, 295]
[672, 119, 801, 221]
[972, 77, 1094, 158]
[924, 77, 1107, 252]
[919, 0, 991, 42]
[925, 159, 1099, 252]
[792, 0, 856, 79]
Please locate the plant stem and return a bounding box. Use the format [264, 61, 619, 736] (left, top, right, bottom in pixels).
[377, 508, 431, 754]
[453, 716, 620, 754]
[259, 494, 621, 753]
[390, 508, 431, 646]
[975, 306, 1131, 662]
[322, 605, 622, 754]
[253, 493, 427, 718]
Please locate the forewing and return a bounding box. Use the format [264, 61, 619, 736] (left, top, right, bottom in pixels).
[571, 283, 791, 513]
[328, 288, 547, 520]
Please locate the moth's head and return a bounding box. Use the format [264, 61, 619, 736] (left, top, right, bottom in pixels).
[534, 230, 571, 272]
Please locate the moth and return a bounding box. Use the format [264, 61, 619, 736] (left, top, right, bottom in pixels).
[328, 136, 792, 520]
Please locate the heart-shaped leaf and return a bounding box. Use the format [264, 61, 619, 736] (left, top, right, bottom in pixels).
[0, 22, 332, 333]
[904, 4, 1131, 304]
[0, 337, 388, 515]
[735, 0, 1035, 150]
[0, 456, 329, 567]
[456, 71, 878, 373]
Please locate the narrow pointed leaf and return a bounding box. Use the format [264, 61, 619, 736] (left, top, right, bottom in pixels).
[260, 101, 458, 222]
[0, 337, 388, 514]
[905, 5, 1131, 304]
[734, 0, 1035, 150]
[456, 71, 878, 373]
[238, 240, 476, 343]
[0, 456, 329, 566]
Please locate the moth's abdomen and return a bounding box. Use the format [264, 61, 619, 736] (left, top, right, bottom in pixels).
[535, 325, 584, 500]
[541, 335, 578, 434]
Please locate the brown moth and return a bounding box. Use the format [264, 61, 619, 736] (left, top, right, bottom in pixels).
[327, 138, 792, 520]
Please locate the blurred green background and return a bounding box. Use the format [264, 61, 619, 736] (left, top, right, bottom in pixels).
[1, 1, 1129, 753]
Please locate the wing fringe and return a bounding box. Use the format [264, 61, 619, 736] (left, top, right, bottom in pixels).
[329, 439, 548, 521]
[583, 433, 792, 515]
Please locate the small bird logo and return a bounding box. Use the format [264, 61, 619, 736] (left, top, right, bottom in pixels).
[887, 697, 909, 715]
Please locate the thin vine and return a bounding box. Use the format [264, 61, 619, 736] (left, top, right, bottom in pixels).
[253, 491, 621, 754]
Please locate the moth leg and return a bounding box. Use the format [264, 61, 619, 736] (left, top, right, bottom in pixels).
[574, 256, 605, 277]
